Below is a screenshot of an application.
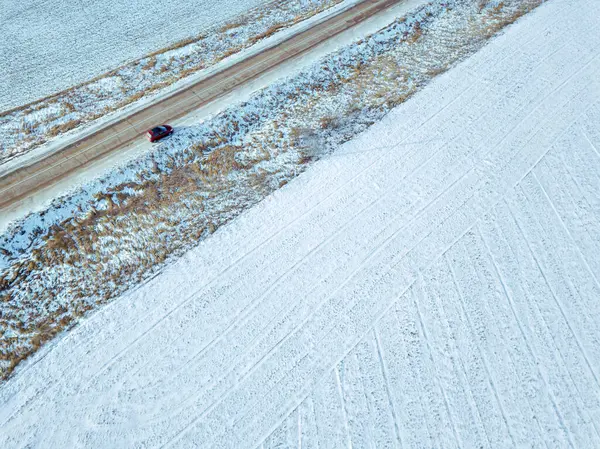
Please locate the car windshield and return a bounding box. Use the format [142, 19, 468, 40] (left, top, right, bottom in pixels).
[151, 126, 166, 134]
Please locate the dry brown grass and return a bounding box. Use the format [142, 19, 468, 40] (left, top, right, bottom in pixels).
[179, 65, 204, 78]
[248, 24, 285, 45]
[18, 121, 34, 136]
[218, 46, 244, 61]
[408, 22, 423, 44]
[63, 102, 76, 113]
[1, 0, 546, 383]
[142, 56, 157, 71]
[477, 1, 533, 39]
[147, 37, 199, 59]
[319, 115, 338, 129]
[426, 65, 449, 77]
[47, 119, 82, 138]
[219, 21, 245, 33]
[123, 91, 145, 104]
[345, 54, 412, 109]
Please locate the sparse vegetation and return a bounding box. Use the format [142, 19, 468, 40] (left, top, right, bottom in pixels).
[142, 56, 157, 71]
[0, 0, 545, 381]
[63, 102, 76, 113]
[248, 24, 285, 45]
[47, 119, 82, 137]
[0, 0, 346, 165]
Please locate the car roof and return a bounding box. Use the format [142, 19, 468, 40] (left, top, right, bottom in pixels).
[150, 126, 166, 133]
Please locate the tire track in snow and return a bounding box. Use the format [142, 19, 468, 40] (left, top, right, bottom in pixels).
[534, 150, 600, 288]
[435, 249, 515, 448]
[146, 12, 593, 442]
[197, 68, 600, 448]
[449, 234, 543, 447]
[256, 18, 600, 449]
[262, 106, 600, 449]
[3, 1, 600, 447]
[67, 27, 540, 430]
[58, 7, 568, 400]
[504, 196, 600, 447]
[478, 209, 573, 448]
[4, 7, 560, 420]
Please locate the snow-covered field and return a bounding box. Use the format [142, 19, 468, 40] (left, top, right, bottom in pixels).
[0, 0, 273, 111]
[1, 0, 599, 446]
[0, 0, 541, 380]
[0, 0, 348, 164]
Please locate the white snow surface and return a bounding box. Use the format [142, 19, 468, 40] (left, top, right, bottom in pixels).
[0, 0, 270, 111]
[0, 0, 361, 166]
[2, 0, 600, 447]
[0, 0, 422, 233]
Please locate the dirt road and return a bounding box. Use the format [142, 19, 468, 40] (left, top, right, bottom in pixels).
[0, 0, 401, 211]
[3, 0, 600, 445]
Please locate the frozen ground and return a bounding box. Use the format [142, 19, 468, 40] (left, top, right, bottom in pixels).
[0, 0, 350, 164]
[0, 0, 270, 111]
[1, 0, 599, 446]
[0, 0, 424, 231]
[0, 0, 540, 378]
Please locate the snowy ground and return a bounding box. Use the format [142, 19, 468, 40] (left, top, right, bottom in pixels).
[0, 0, 540, 379]
[0, 0, 273, 110]
[0, 0, 424, 231]
[1, 0, 599, 446]
[0, 0, 349, 164]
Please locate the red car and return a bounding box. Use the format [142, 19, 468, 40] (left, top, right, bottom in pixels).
[146, 125, 173, 142]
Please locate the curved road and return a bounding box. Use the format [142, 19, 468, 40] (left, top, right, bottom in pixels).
[0, 0, 401, 211]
